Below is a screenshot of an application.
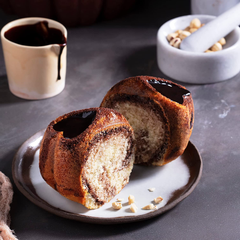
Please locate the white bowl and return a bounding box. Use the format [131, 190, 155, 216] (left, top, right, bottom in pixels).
[157, 15, 240, 84]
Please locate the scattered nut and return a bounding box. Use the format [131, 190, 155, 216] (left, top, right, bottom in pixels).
[112, 202, 122, 210]
[179, 30, 191, 40]
[154, 196, 163, 204]
[116, 198, 124, 202]
[211, 42, 222, 51]
[142, 204, 158, 210]
[190, 18, 201, 29]
[167, 32, 178, 42]
[148, 188, 155, 192]
[130, 203, 138, 213]
[170, 37, 181, 48]
[205, 50, 213, 53]
[128, 195, 135, 204]
[218, 37, 226, 45]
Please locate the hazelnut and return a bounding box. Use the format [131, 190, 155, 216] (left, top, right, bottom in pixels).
[175, 29, 183, 35]
[218, 38, 226, 45]
[189, 28, 198, 33]
[184, 26, 190, 32]
[190, 18, 201, 29]
[179, 31, 191, 40]
[169, 38, 181, 48]
[167, 32, 178, 42]
[211, 42, 222, 51]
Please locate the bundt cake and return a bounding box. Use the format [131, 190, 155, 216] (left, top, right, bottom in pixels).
[100, 76, 194, 166]
[39, 108, 135, 209]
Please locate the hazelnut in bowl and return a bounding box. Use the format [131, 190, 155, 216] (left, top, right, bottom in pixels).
[157, 15, 240, 84]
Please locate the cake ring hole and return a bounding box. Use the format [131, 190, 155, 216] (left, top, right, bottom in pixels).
[53, 111, 96, 138]
[147, 79, 190, 104]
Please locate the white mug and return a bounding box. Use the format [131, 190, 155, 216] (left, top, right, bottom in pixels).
[1, 17, 67, 100]
[191, 0, 239, 16]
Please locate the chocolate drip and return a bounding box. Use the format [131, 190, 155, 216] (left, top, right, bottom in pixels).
[147, 79, 190, 104]
[4, 21, 67, 81]
[53, 111, 96, 139]
[57, 45, 65, 80]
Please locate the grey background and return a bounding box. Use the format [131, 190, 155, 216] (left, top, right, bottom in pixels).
[0, 0, 240, 239]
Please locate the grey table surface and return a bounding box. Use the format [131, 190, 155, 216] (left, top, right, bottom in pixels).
[0, 0, 240, 239]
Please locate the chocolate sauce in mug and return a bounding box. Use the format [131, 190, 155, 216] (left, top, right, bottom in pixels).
[4, 21, 67, 81]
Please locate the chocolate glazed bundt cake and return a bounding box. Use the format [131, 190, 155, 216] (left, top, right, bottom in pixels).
[39, 108, 135, 209]
[100, 76, 194, 166]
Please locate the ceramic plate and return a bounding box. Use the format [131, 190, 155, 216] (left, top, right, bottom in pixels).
[12, 129, 202, 224]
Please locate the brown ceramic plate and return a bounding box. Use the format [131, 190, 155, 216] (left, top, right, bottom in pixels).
[12, 129, 202, 224]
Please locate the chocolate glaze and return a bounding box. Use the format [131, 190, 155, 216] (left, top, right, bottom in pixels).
[53, 111, 96, 139]
[147, 79, 190, 104]
[4, 21, 67, 81]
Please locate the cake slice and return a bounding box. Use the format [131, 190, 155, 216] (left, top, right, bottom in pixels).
[100, 76, 194, 166]
[39, 108, 135, 209]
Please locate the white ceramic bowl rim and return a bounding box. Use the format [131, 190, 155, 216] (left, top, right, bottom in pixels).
[1, 17, 67, 49]
[157, 14, 240, 57]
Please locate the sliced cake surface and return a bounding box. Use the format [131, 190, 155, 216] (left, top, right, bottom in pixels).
[39, 107, 135, 209]
[100, 76, 194, 166]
